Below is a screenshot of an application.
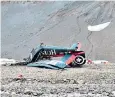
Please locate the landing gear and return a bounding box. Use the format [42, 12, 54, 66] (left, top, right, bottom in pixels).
[70, 55, 86, 67]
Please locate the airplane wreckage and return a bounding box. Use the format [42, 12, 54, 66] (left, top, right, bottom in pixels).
[23, 42, 86, 69]
[1, 22, 111, 69]
[0, 43, 86, 69]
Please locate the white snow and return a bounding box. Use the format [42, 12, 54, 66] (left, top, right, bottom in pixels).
[0, 58, 18, 66]
[88, 22, 111, 31]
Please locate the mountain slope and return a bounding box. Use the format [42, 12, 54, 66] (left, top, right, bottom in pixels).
[1, 1, 115, 62]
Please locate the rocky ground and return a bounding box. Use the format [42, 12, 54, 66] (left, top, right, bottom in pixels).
[1, 63, 115, 97]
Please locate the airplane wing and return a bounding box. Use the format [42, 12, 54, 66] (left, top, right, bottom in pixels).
[27, 60, 66, 69]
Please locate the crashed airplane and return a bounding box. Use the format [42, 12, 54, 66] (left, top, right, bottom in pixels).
[23, 43, 86, 69]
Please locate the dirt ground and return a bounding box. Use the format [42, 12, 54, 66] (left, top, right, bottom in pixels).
[1, 63, 115, 97]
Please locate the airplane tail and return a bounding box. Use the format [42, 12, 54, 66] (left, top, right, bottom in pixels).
[70, 43, 78, 49]
[71, 42, 82, 51]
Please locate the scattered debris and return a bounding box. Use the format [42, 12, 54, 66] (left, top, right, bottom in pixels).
[87, 59, 93, 64]
[87, 59, 109, 65]
[92, 60, 109, 64]
[17, 74, 23, 79]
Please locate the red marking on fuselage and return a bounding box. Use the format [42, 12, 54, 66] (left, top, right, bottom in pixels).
[66, 55, 76, 65]
[74, 52, 85, 55]
[52, 54, 64, 57]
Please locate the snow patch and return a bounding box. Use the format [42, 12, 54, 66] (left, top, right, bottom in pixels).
[0, 58, 18, 66]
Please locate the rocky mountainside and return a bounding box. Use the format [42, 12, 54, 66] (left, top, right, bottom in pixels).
[1, 1, 115, 62]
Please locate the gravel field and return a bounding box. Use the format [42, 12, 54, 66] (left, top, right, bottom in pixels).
[1, 63, 115, 97]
